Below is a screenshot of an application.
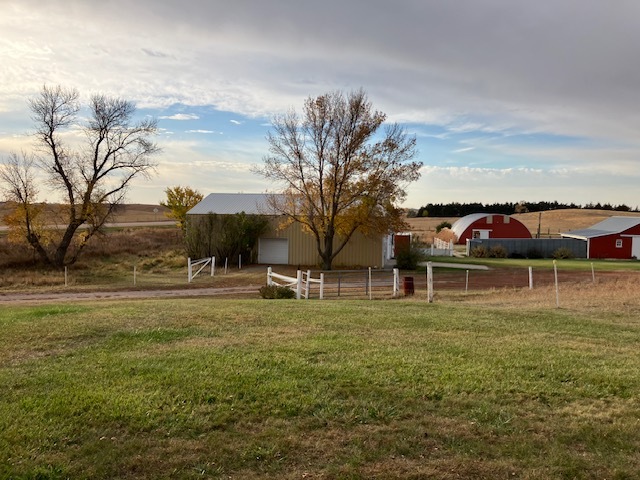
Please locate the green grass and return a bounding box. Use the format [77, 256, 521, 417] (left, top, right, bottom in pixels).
[427, 255, 640, 271]
[1, 299, 640, 479]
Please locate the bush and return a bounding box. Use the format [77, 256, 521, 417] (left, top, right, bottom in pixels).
[488, 245, 508, 258]
[470, 245, 489, 258]
[552, 247, 575, 259]
[395, 241, 426, 270]
[435, 221, 452, 233]
[259, 284, 296, 299]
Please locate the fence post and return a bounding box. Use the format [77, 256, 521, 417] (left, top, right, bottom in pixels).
[591, 262, 595, 283]
[296, 270, 302, 300]
[267, 266, 273, 286]
[528, 266, 533, 289]
[553, 260, 560, 308]
[211, 257, 215, 276]
[393, 268, 399, 297]
[465, 270, 469, 293]
[427, 261, 434, 303]
[319, 273, 325, 300]
[64, 266, 68, 287]
[305, 270, 311, 299]
[364, 270, 369, 297]
[239, 254, 242, 270]
[188, 257, 192, 283]
[368, 267, 373, 300]
[224, 258, 228, 274]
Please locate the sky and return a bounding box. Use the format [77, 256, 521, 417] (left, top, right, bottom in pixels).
[1, 0, 640, 209]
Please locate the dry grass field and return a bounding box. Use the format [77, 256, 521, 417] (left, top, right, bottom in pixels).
[3, 202, 638, 239]
[0, 202, 170, 226]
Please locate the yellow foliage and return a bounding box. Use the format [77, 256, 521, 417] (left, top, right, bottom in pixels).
[161, 186, 204, 230]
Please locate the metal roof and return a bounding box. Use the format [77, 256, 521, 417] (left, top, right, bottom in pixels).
[561, 216, 640, 240]
[187, 193, 280, 215]
[450, 213, 499, 239]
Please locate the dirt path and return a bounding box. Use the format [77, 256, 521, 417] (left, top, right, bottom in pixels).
[0, 285, 263, 305]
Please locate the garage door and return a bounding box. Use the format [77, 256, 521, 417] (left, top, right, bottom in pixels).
[258, 238, 289, 264]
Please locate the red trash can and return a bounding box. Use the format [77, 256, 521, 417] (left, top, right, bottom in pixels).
[403, 276, 414, 296]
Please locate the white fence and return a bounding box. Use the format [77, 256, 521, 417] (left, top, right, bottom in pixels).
[188, 255, 248, 282]
[430, 238, 454, 256]
[267, 267, 400, 300]
[188, 256, 215, 282]
[267, 267, 304, 299]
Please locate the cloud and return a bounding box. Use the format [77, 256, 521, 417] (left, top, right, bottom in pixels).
[230, 120, 243, 125]
[4, 1, 640, 143]
[185, 129, 221, 134]
[2, 0, 640, 206]
[452, 147, 475, 154]
[159, 113, 200, 121]
[141, 48, 172, 59]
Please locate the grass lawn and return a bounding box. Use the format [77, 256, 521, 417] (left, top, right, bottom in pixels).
[1, 298, 640, 479]
[427, 256, 640, 272]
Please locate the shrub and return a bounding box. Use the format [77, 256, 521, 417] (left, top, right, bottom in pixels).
[186, 212, 269, 265]
[470, 245, 489, 258]
[552, 247, 575, 259]
[488, 245, 508, 258]
[259, 284, 296, 299]
[435, 221, 452, 233]
[395, 241, 426, 270]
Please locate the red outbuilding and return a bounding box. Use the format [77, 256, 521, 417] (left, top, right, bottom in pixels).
[450, 213, 532, 245]
[561, 216, 640, 259]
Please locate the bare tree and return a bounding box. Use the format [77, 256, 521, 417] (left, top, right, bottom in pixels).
[0, 85, 159, 268]
[256, 89, 422, 270]
[0, 151, 49, 261]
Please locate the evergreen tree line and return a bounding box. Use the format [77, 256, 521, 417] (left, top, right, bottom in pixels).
[414, 201, 638, 218]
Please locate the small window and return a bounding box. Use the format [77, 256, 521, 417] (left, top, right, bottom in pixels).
[486, 215, 493, 224]
[504, 216, 510, 224]
[616, 239, 623, 248]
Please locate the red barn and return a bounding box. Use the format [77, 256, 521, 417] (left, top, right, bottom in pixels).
[450, 213, 532, 245]
[561, 216, 640, 259]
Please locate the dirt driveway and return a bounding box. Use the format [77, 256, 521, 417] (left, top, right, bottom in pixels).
[0, 285, 263, 305]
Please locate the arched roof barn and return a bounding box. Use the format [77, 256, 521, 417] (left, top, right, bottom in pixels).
[450, 213, 532, 244]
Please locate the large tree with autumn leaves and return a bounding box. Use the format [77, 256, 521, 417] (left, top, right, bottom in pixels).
[257, 89, 422, 270]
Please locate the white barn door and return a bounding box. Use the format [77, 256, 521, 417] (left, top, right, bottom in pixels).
[258, 238, 289, 264]
[632, 237, 640, 259]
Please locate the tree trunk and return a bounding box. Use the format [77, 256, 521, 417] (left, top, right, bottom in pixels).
[321, 230, 335, 270]
[52, 221, 83, 269]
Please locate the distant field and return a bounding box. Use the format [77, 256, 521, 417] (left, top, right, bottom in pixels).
[406, 208, 640, 242]
[3, 203, 639, 239]
[1, 292, 640, 479]
[0, 203, 170, 226]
